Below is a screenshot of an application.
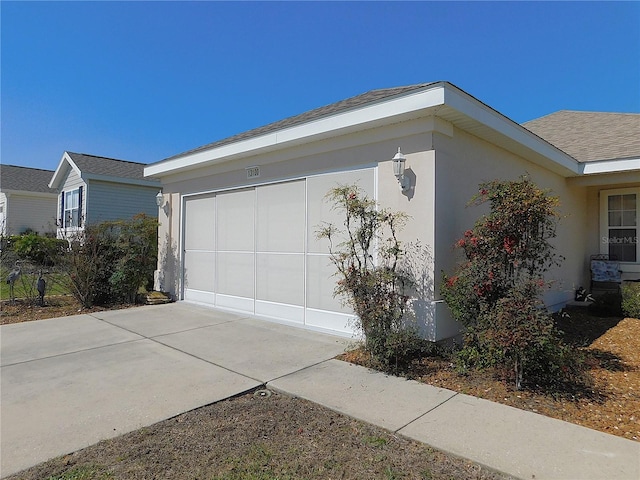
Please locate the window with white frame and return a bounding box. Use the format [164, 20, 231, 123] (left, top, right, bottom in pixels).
[64, 188, 81, 228]
[601, 188, 638, 263]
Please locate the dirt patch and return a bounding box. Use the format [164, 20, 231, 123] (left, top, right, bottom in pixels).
[340, 312, 640, 442]
[6, 390, 511, 480]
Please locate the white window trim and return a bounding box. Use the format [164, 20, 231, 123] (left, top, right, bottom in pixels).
[64, 188, 82, 229]
[599, 187, 640, 273]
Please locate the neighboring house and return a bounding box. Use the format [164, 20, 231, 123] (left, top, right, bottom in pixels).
[144, 81, 640, 340]
[49, 152, 161, 237]
[0, 164, 57, 236]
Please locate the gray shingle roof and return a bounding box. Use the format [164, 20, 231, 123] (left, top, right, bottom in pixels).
[523, 111, 640, 162]
[166, 82, 439, 160]
[0, 164, 56, 194]
[67, 152, 147, 179]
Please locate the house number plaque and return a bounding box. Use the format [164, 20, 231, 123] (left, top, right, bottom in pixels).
[246, 166, 260, 179]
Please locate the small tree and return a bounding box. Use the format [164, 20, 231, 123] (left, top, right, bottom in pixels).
[442, 176, 582, 390]
[316, 185, 423, 370]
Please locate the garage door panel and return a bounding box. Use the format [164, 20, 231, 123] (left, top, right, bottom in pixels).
[255, 301, 304, 324]
[183, 251, 215, 292]
[306, 309, 356, 335]
[217, 252, 255, 298]
[307, 169, 375, 254]
[216, 294, 254, 313]
[184, 289, 215, 304]
[256, 181, 305, 253]
[306, 254, 351, 313]
[182, 168, 374, 335]
[217, 190, 254, 251]
[256, 253, 304, 305]
[184, 196, 215, 251]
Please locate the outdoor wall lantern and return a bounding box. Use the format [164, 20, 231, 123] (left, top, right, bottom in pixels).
[392, 147, 410, 192]
[155, 190, 164, 207]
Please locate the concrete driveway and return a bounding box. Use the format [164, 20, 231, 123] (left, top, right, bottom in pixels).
[0, 303, 351, 478]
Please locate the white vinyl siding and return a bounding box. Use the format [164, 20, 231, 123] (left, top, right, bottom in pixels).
[88, 181, 159, 223]
[0, 193, 6, 236]
[2, 193, 57, 236]
[182, 167, 375, 334]
[57, 168, 158, 236]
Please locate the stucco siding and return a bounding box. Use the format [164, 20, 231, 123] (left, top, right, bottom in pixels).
[152, 113, 616, 339]
[88, 181, 159, 224]
[155, 193, 180, 298]
[433, 126, 589, 310]
[158, 117, 440, 195]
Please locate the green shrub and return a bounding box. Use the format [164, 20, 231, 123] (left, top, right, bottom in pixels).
[63, 214, 158, 308]
[622, 283, 640, 318]
[11, 233, 66, 266]
[107, 213, 158, 303]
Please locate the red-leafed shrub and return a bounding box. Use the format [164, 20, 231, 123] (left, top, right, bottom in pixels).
[442, 176, 586, 390]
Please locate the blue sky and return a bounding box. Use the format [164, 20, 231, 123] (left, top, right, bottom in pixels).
[2, 1, 639, 171]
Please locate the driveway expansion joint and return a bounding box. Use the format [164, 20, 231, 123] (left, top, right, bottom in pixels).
[394, 391, 459, 434]
[264, 358, 336, 385]
[88, 312, 239, 339]
[149, 336, 266, 383]
[0, 337, 145, 368]
[88, 313, 266, 383]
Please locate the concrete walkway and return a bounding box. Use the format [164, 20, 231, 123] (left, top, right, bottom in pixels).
[1, 303, 638, 479]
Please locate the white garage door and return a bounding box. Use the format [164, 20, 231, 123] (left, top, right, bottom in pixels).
[182, 168, 375, 335]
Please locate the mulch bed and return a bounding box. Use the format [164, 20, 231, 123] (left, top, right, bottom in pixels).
[339, 312, 640, 442]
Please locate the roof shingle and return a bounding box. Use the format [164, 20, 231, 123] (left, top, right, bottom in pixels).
[523, 110, 640, 162]
[166, 82, 439, 160]
[0, 165, 57, 194]
[66, 152, 147, 179]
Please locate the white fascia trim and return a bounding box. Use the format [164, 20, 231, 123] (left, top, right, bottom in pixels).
[442, 86, 581, 175]
[580, 157, 640, 175]
[145, 86, 447, 177]
[48, 152, 82, 190]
